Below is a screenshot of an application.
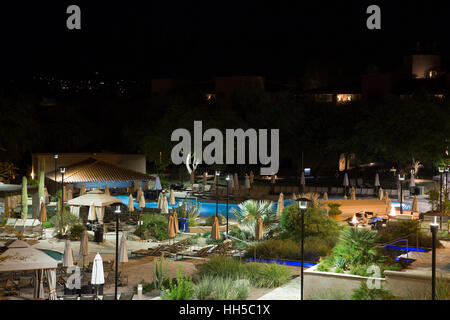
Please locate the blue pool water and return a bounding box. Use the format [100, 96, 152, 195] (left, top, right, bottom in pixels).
[246, 258, 317, 268]
[39, 249, 63, 261]
[115, 195, 410, 218]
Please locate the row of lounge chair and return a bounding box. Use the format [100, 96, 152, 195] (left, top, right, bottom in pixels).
[59, 291, 134, 300]
[176, 241, 234, 259]
[131, 237, 194, 257]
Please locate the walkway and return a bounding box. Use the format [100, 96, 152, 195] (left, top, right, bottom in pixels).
[257, 277, 301, 300]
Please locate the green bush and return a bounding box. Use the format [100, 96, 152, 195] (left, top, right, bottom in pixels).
[138, 214, 168, 241]
[376, 220, 442, 248]
[196, 256, 291, 288]
[279, 206, 340, 245]
[68, 224, 86, 241]
[49, 209, 82, 237]
[244, 238, 333, 262]
[351, 282, 396, 300]
[308, 289, 348, 300]
[327, 203, 342, 217]
[188, 217, 197, 227]
[194, 275, 250, 300]
[133, 280, 155, 294]
[228, 226, 252, 241]
[162, 266, 194, 300]
[42, 221, 53, 228]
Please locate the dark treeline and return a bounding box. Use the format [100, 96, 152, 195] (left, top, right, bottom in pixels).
[0, 87, 449, 181]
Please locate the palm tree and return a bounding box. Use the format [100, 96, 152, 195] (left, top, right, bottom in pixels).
[231, 200, 277, 237]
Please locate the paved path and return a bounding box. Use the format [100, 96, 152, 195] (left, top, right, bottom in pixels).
[257, 277, 301, 300]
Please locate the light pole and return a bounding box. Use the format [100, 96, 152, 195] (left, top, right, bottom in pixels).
[438, 166, 444, 229]
[215, 171, 220, 218]
[430, 216, 439, 300]
[297, 197, 310, 301]
[60, 167, 66, 207]
[445, 166, 449, 196]
[225, 175, 230, 239]
[54, 154, 58, 196]
[398, 173, 405, 215]
[114, 205, 121, 300]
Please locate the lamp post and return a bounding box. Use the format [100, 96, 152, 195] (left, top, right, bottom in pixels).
[54, 154, 58, 196]
[445, 166, 449, 196]
[114, 205, 121, 300]
[138, 220, 143, 238]
[225, 175, 230, 239]
[215, 171, 220, 218]
[438, 166, 444, 229]
[60, 167, 66, 207]
[297, 197, 310, 301]
[398, 173, 405, 215]
[430, 216, 439, 300]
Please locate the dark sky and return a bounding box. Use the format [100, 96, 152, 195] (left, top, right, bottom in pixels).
[2, 1, 450, 79]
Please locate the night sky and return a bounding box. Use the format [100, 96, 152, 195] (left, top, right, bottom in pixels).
[3, 1, 450, 78]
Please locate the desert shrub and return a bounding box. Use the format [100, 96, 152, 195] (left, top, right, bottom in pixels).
[175, 199, 201, 219]
[279, 206, 340, 245]
[133, 280, 155, 294]
[351, 282, 396, 300]
[162, 266, 194, 300]
[187, 217, 197, 227]
[194, 276, 250, 300]
[244, 238, 333, 262]
[403, 274, 450, 300]
[228, 226, 252, 241]
[196, 256, 291, 288]
[68, 224, 85, 241]
[138, 214, 168, 241]
[49, 209, 82, 237]
[376, 220, 442, 248]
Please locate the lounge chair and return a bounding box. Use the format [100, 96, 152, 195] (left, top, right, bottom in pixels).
[80, 295, 96, 300]
[209, 241, 233, 256]
[177, 245, 214, 259]
[119, 291, 134, 300]
[62, 295, 78, 300]
[102, 293, 116, 300]
[131, 244, 167, 257]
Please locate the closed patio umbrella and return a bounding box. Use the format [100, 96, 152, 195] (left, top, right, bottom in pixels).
[88, 202, 96, 221]
[412, 195, 419, 212]
[169, 189, 175, 205]
[139, 192, 146, 210]
[167, 215, 175, 242]
[118, 234, 128, 272]
[250, 170, 254, 184]
[229, 174, 234, 190]
[378, 187, 383, 200]
[63, 239, 74, 267]
[343, 173, 349, 194]
[79, 229, 89, 269]
[161, 195, 169, 214]
[300, 171, 305, 190]
[384, 191, 389, 201]
[277, 193, 284, 216]
[271, 174, 276, 185]
[46, 269, 57, 300]
[203, 172, 207, 186]
[211, 216, 220, 241]
[80, 184, 86, 196]
[374, 173, 380, 188]
[409, 174, 415, 188]
[172, 211, 179, 233]
[323, 192, 328, 201]
[153, 176, 162, 196]
[157, 192, 162, 209]
[105, 185, 110, 196]
[244, 175, 251, 189]
[351, 187, 356, 200]
[255, 217, 263, 241]
[91, 253, 105, 295]
[190, 171, 195, 185]
[234, 173, 239, 190]
[39, 201, 47, 222]
[128, 194, 134, 213]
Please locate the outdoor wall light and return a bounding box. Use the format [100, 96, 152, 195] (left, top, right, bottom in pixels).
[445, 166, 449, 172]
[438, 166, 445, 173]
[60, 167, 66, 174]
[115, 205, 121, 214]
[398, 174, 405, 181]
[215, 171, 220, 176]
[225, 175, 230, 181]
[54, 154, 58, 159]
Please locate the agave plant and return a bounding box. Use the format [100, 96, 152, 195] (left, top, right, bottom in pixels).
[175, 198, 201, 219]
[231, 200, 277, 237]
[298, 192, 322, 209]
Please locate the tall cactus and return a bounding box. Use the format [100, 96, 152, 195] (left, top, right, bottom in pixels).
[153, 252, 169, 289]
[21, 176, 28, 219]
[38, 160, 45, 203]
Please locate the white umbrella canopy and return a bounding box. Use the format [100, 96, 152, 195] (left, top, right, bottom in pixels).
[46, 269, 57, 300]
[409, 174, 415, 188]
[244, 175, 251, 189]
[128, 194, 135, 213]
[68, 189, 122, 207]
[118, 235, 128, 263]
[374, 173, 380, 187]
[169, 189, 176, 205]
[91, 253, 105, 285]
[63, 240, 74, 267]
[153, 176, 162, 191]
[88, 202, 96, 221]
[250, 171, 255, 184]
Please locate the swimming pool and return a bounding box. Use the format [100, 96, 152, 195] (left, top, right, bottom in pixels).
[39, 249, 63, 261]
[115, 195, 411, 218]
